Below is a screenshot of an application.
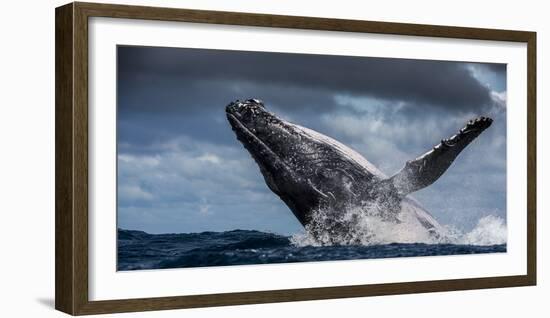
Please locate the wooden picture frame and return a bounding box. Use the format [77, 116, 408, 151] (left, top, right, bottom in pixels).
[55, 2, 536, 315]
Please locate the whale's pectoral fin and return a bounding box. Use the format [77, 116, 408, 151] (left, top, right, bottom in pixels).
[386, 117, 493, 197]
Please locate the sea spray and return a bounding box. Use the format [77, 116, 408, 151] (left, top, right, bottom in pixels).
[449, 215, 507, 245]
[290, 203, 507, 247]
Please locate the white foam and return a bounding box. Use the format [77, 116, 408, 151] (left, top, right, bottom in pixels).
[290, 204, 507, 247]
[447, 215, 508, 246]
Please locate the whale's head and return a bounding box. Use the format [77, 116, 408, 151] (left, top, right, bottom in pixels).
[226, 99, 305, 178]
[226, 99, 378, 225]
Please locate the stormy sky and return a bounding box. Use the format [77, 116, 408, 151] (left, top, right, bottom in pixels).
[117, 45, 506, 235]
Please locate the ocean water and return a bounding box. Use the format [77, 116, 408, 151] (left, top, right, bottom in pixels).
[117, 227, 506, 271]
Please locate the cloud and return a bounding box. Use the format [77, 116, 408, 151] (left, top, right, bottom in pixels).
[118, 184, 154, 202]
[117, 136, 303, 234]
[118, 46, 502, 115]
[469, 62, 507, 78]
[467, 62, 507, 92]
[490, 91, 507, 109]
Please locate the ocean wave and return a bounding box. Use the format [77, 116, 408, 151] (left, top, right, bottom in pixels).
[118, 228, 505, 270]
[117, 204, 507, 270]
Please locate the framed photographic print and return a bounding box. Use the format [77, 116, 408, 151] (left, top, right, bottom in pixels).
[55, 2, 536, 315]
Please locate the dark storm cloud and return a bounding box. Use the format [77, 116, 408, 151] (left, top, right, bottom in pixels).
[118, 46, 497, 115]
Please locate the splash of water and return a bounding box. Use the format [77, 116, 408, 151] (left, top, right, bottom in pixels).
[445, 215, 507, 245]
[290, 203, 507, 247]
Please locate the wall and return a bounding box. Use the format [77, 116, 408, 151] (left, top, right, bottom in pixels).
[0, 0, 547, 316]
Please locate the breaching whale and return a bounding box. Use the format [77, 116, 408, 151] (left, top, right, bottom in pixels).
[226, 99, 493, 243]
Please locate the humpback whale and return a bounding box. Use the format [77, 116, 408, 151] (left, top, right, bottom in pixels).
[226, 99, 493, 243]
